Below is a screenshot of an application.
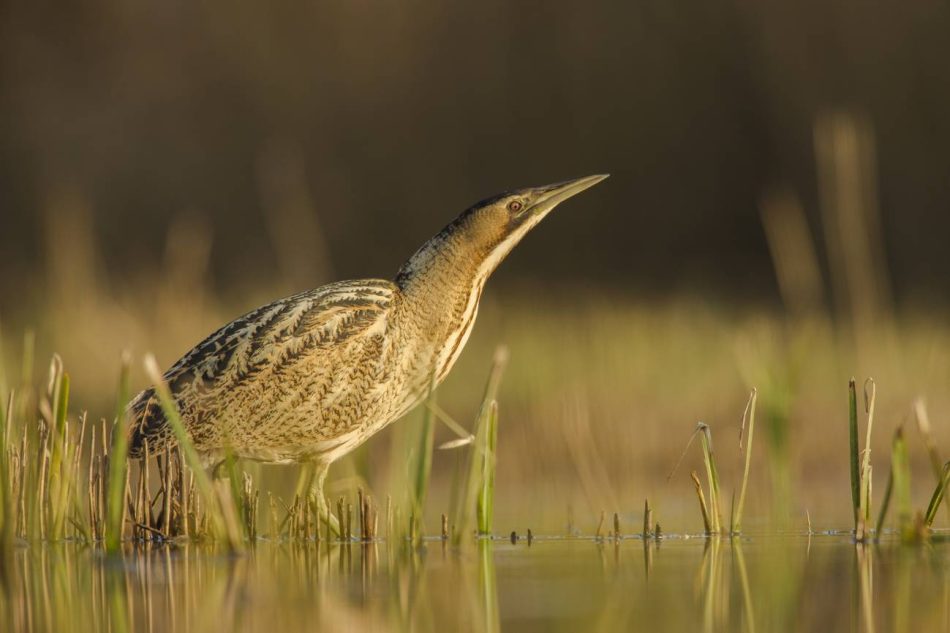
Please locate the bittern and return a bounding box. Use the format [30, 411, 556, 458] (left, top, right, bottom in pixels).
[128, 174, 607, 524]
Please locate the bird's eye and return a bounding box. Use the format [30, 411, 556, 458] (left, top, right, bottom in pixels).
[507, 200, 523, 213]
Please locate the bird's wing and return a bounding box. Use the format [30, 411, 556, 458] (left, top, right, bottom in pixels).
[128, 279, 398, 456]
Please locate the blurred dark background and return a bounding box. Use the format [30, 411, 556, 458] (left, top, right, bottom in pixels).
[2, 0, 949, 313]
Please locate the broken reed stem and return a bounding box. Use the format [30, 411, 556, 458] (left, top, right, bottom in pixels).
[358, 488, 365, 540]
[698, 423, 723, 534]
[642, 499, 653, 538]
[849, 378, 860, 528]
[731, 389, 757, 534]
[691, 470, 713, 534]
[924, 462, 950, 528]
[595, 510, 606, 539]
[858, 379, 877, 536]
[336, 497, 345, 541]
[346, 502, 353, 541]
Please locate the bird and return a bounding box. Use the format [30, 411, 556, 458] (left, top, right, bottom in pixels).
[127, 174, 608, 525]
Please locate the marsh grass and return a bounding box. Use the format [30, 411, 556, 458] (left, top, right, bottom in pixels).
[846, 379, 950, 543]
[408, 387, 436, 542]
[143, 354, 240, 549]
[451, 346, 507, 544]
[848, 377, 878, 541]
[731, 389, 758, 533]
[670, 389, 758, 535]
[104, 352, 131, 551]
[2, 326, 950, 550]
[476, 400, 499, 536]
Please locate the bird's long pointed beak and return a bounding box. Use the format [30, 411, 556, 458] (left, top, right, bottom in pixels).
[528, 174, 609, 213]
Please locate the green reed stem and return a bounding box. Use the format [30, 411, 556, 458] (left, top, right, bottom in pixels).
[144, 354, 237, 549]
[0, 390, 11, 547]
[890, 426, 912, 541]
[47, 359, 71, 539]
[453, 347, 507, 544]
[105, 353, 131, 551]
[698, 423, 723, 533]
[924, 462, 950, 528]
[476, 401, 499, 536]
[691, 470, 712, 534]
[410, 386, 436, 540]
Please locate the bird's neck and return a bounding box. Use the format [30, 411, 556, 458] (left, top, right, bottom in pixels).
[396, 229, 487, 320]
[394, 229, 489, 379]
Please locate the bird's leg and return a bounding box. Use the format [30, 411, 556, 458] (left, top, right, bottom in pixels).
[312, 462, 341, 537]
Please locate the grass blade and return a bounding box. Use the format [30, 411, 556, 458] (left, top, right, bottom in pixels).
[452, 347, 508, 544]
[924, 462, 950, 527]
[476, 401, 499, 536]
[105, 353, 131, 551]
[409, 386, 436, 540]
[732, 388, 757, 534]
[859, 379, 876, 532]
[890, 426, 912, 541]
[698, 423, 722, 533]
[144, 354, 238, 550]
[691, 470, 712, 534]
[848, 378, 860, 529]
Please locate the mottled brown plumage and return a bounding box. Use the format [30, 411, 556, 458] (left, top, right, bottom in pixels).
[128, 175, 606, 508]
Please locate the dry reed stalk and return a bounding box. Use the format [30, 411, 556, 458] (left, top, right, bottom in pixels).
[162, 447, 172, 537]
[177, 447, 188, 538]
[759, 190, 824, 318]
[814, 112, 892, 338]
[358, 487, 365, 539]
[643, 499, 653, 538]
[346, 502, 353, 542]
[268, 493, 278, 539]
[143, 451, 153, 533]
[595, 510, 605, 540]
[731, 389, 757, 533]
[144, 353, 237, 548]
[336, 497, 345, 542]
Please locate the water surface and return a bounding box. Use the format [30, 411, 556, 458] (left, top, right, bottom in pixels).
[2, 533, 948, 632]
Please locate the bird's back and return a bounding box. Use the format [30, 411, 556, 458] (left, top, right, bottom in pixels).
[128, 278, 405, 464]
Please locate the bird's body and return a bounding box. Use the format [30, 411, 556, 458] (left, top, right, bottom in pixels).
[128, 175, 607, 483]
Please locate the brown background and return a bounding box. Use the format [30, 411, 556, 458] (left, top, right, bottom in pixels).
[2, 0, 948, 311]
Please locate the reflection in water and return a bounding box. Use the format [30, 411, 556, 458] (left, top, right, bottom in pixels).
[1, 536, 950, 632]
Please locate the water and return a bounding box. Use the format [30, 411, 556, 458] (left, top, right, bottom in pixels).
[3, 532, 949, 632]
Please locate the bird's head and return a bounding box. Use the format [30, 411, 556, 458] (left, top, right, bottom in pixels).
[397, 174, 609, 286]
